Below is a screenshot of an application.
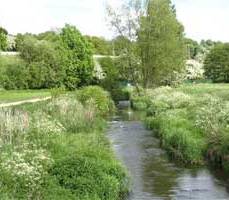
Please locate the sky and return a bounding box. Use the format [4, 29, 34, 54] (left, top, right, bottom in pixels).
[0, 0, 228, 42]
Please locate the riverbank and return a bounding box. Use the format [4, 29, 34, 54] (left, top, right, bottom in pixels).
[109, 108, 229, 199]
[131, 84, 229, 171]
[0, 86, 129, 199]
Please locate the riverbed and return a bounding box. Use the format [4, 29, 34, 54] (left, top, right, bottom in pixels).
[108, 109, 229, 200]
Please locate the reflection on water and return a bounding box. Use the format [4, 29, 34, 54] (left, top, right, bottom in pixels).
[108, 109, 229, 200]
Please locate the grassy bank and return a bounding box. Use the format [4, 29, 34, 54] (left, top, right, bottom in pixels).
[0, 90, 51, 103]
[131, 84, 229, 170]
[0, 86, 129, 199]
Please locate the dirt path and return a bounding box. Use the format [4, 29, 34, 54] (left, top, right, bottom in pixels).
[0, 96, 51, 108]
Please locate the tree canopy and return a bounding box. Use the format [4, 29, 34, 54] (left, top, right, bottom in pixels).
[1, 25, 94, 90]
[0, 27, 8, 51]
[138, 0, 186, 87]
[85, 36, 113, 55]
[204, 43, 229, 83]
[107, 0, 186, 88]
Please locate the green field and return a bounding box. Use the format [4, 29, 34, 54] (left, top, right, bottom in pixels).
[132, 83, 229, 170]
[0, 90, 51, 103]
[178, 83, 229, 100]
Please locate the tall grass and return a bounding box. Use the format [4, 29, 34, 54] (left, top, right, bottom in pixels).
[132, 84, 229, 169]
[0, 86, 129, 199]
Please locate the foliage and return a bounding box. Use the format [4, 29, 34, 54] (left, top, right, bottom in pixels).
[0, 147, 53, 199]
[0, 56, 29, 89]
[60, 24, 94, 89]
[131, 95, 151, 111]
[2, 25, 94, 90]
[0, 90, 129, 199]
[146, 109, 205, 164]
[132, 84, 229, 168]
[138, 0, 186, 87]
[106, 0, 143, 87]
[98, 57, 130, 101]
[204, 43, 229, 83]
[50, 144, 127, 200]
[0, 27, 8, 51]
[185, 38, 200, 59]
[86, 36, 112, 55]
[0, 33, 7, 51]
[99, 57, 119, 91]
[77, 86, 115, 116]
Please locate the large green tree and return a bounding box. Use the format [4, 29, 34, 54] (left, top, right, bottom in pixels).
[60, 25, 94, 89]
[17, 35, 65, 89]
[13, 25, 94, 90]
[138, 0, 186, 87]
[204, 43, 229, 83]
[0, 27, 8, 51]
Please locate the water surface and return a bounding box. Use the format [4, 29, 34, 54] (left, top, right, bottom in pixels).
[108, 109, 229, 200]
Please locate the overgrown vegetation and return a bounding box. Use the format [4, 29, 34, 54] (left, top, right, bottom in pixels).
[0, 86, 129, 199]
[0, 24, 94, 90]
[131, 84, 229, 170]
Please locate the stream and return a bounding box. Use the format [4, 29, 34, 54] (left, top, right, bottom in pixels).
[108, 107, 229, 200]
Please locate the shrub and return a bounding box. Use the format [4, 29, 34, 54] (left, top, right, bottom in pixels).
[49, 134, 129, 200]
[131, 96, 151, 111]
[77, 86, 115, 116]
[146, 100, 170, 116]
[111, 87, 130, 102]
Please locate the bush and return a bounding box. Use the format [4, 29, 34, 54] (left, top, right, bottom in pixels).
[50, 153, 127, 200]
[111, 88, 130, 102]
[146, 100, 170, 116]
[131, 96, 151, 111]
[77, 86, 115, 116]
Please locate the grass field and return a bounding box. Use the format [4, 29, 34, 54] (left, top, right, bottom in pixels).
[0, 90, 51, 103]
[132, 83, 229, 170]
[178, 83, 229, 100]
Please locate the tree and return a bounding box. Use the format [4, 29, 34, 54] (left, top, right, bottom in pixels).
[85, 36, 112, 55]
[138, 0, 186, 87]
[0, 27, 8, 51]
[204, 43, 229, 83]
[106, 0, 143, 88]
[185, 38, 200, 59]
[60, 24, 94, 89]
[99, 57, 119, 90]
[37, 31, 60, 42]
[17, 35, 65, 89]
[4, 25, 94, 90]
